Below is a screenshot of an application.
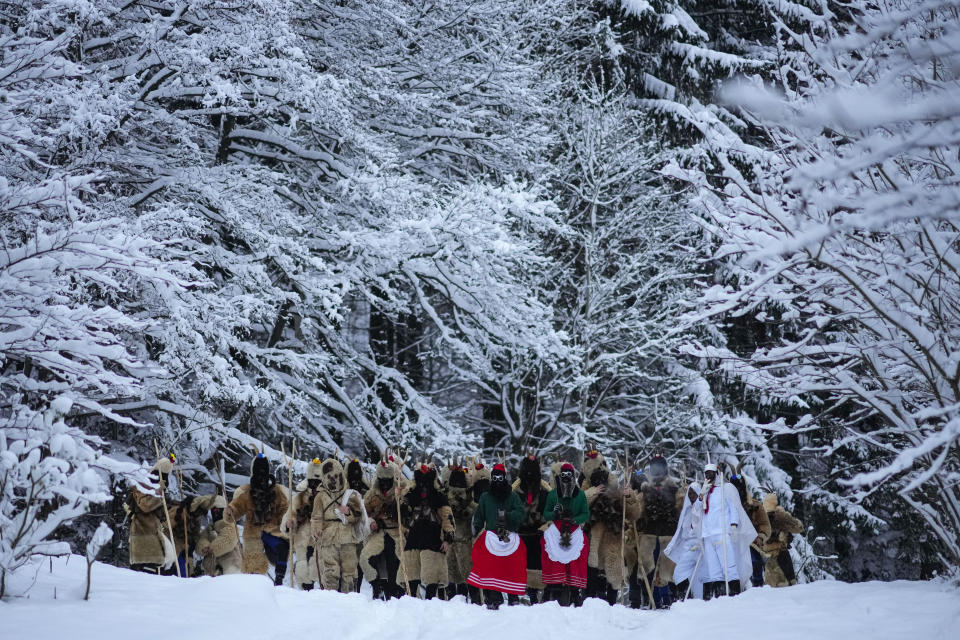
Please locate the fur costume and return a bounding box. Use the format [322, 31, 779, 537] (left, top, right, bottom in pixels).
[282, 477, 321, 588]
[128, 484, 173, 568]
[763, 494, 803, 587]
[223, 456, 289, 576]
[311, 458, 367, 592]
[199, 495, 243, 577]
[397, 464, 455, 591]
[583, 467, 641, 593]
[127, 457, 177, 569]
[171, 494, 217, 559]
[445, 465, 476, 585]
[359, 460, 403, 587]
[635, 475, 685, 586]
[513, 456, 551, 590]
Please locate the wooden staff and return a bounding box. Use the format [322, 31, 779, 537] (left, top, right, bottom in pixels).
[282, 441, 296, 588]
[393, 448, 412, 597]
[175, 462, 191, 577]
[616, 453, 629, 605]
[153, 439, 181, 577]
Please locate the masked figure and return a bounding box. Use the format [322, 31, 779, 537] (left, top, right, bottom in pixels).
[198, 494, 243, 576]
[281, 459, 324, 589]
[310, 458, 368, 593]
[581, 450, 641, 605]
[540, 462, 590, 606]
[512, 455, 550, 603]
[360, 457, 405, 600]
[223, 453, 290, 583]
[397, 463, 455, 599]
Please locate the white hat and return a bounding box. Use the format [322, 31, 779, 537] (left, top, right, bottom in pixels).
[704, 463, 718, 473]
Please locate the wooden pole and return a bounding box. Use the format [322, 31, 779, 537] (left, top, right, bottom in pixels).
[394, 449, 412, 597]
[282, 441, 296, 588]
[616, 454, 628, 605]
[153, 439, 181, 577]
[175, 463, 191, 577]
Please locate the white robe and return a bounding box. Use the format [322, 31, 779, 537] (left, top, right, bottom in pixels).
[664, 482, 706, 598]
[694, 478, 757, 592]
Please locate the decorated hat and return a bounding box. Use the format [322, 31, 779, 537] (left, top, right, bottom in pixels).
[704, 463, 718, 473]
[306, 458, 324, 480]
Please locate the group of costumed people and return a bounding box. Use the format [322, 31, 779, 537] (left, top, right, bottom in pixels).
[126, 447, 805, 609]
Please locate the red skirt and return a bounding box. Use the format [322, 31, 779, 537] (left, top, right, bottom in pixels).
[467, 531, 528, 595]
[540, 531, 589, 588]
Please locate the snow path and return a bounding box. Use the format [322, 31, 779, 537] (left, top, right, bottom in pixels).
[2, 556, 958, 640]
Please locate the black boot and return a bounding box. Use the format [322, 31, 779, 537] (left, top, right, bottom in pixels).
[703, 581, 714, 600]
[405, 580, 421, 598]
[558, 585, 572, 607]
[424, 584, 438, 600]
[484, 589, 503, 610]
[727, 580, 741, 596]
[468, 584, 483, 605]
[507, 593, 519, 606]
[572, 588, 585, 607]
[371, 579, 384, 600]
[274, 563, 287, 586]
[526, 587, 540, 604]
[457, 583, 469, 598]
[301, 583, 314, 591]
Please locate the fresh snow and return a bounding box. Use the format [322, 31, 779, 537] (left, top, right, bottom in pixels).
[2, 556, 958, 640]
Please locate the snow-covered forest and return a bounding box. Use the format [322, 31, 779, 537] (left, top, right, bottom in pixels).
[2, 0, 958, 591]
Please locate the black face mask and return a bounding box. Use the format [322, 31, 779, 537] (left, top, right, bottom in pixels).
[307, 478, 321, 491]
[210, 508, 223, 523]
[449, 469, 467, 488]
[490, 475, 510, 500]
[589, 468, 609, 487]
[473, 479, 490, 500]
[558, 471, 576, 498]
[650, 459, 668, 481]
[377, 477, 394, 493]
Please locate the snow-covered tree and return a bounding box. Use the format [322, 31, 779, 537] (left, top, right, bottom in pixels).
[667, 0, 960, 569]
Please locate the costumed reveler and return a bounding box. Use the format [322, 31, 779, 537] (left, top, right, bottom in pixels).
[512, 454, 550, 604]
[444, 459, 476, 600]
[126, 455, 177, 575]
[398, 462, 456, 599]
[223, 451, 290, 584]
[198, 494, 242, 576]
[541, 462, 590, 606]
[581, 449, 641, 605]
[310, 457, 368, 593]
[170, 491, 218, 577]
[345, 458, 370, 592]
[632, 453, 684, 608]
[360, 455, 405, 600]
[728, 466, 772, 588]
[467, 463, 526, 609]
[694, 463, 756, 599]
[662, 482, 704, 599]
[281, 458, 323, 589]
[763, 493, 804, 587]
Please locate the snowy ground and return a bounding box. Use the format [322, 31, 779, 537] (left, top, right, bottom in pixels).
[2, 557, 958, 640]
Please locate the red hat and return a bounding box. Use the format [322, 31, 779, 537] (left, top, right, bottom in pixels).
[492, 463, 506, 473]
[561, 462, 575, 472]
[420, 464, 430, 474]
